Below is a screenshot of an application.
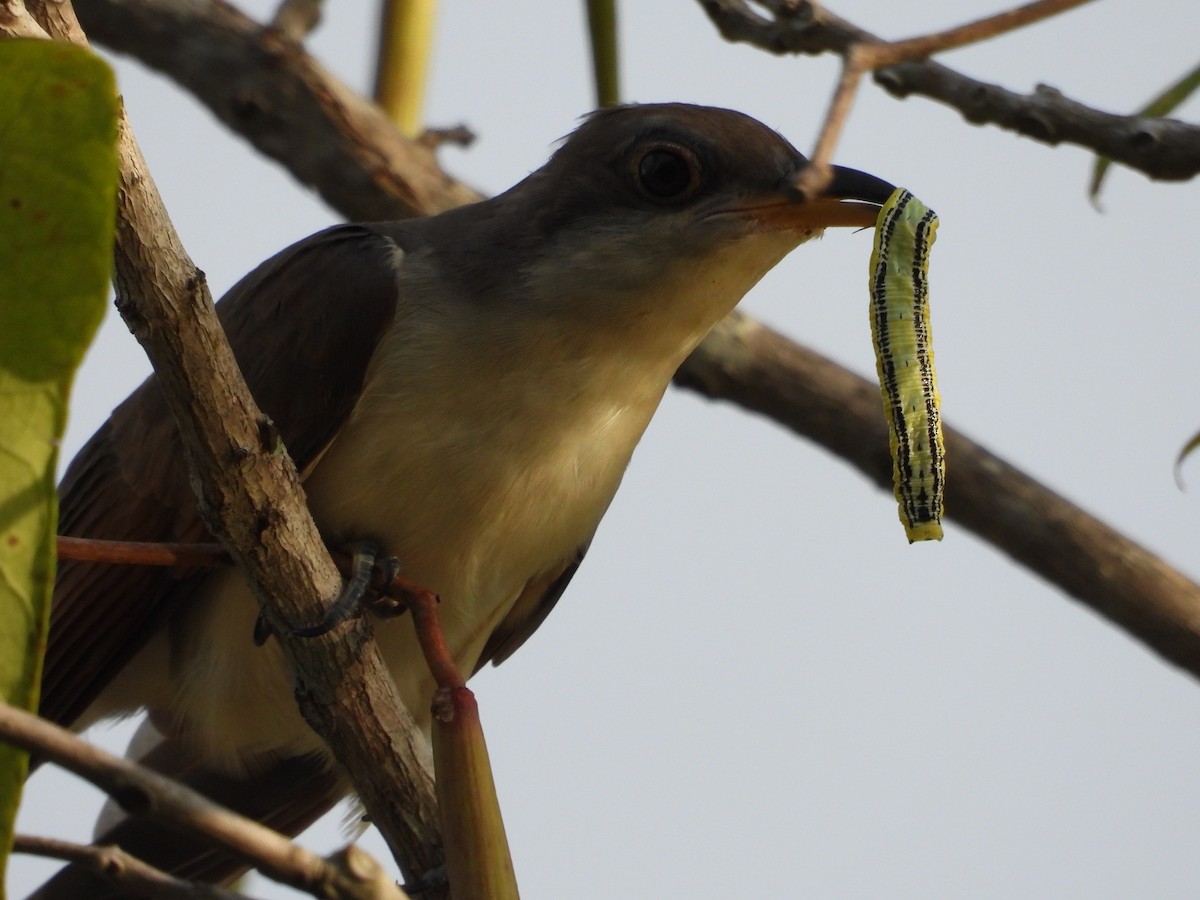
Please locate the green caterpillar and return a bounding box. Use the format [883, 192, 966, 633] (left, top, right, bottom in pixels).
[869, 189, 944, 542]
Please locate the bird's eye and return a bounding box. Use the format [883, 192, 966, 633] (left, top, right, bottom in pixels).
[634, 145, 701, 201]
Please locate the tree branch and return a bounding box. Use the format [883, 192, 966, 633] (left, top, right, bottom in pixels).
[697, 0, 1200, 184]
[13, 835, 247, 900]
[676, 313, 1200, 679]
[0, 705, 410, 899]
[795, 0, 1097, 197]
[875, 63, 1200, 182]
[56, 535, 231, 568]
[74, 0, 480, 221]
[11, 0, 445, 888]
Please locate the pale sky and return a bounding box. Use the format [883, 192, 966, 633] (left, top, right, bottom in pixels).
[13, 1, 1200, 897]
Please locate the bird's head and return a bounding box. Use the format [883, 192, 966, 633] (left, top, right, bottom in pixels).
[525, 102, 891, 280]
[499, 103, 894, 344]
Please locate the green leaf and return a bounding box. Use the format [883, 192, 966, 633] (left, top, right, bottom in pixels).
[0, 39, 117, 889]
[1090, 60, 1200, 202]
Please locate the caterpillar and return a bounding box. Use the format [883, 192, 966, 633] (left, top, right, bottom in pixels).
[869, 188, 944, 542]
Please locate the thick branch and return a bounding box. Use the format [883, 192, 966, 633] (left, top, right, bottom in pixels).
[74, 0, 480, 221]
[698, 0, 1200, 183]
[676, 313, 1200, 678]
[14, 1, 444, 887]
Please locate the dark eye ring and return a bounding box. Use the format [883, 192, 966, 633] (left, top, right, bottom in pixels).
[633, 144, 702, 202]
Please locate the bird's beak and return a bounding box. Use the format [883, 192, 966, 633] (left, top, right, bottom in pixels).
[818, 164, 897, 223]
[722, 165, 896, 232]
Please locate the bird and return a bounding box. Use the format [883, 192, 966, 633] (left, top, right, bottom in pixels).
[32, 102, 894, 896]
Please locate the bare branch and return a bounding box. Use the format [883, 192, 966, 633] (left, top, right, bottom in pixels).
[676, 313, 1200, 680]
[405, 589, 467, 691]
[797, 0, 1096, 198]
[875, 64, 1200, 182]
[0, 706, 410, 899]
[698, 0, 1200, 184]
[13, 835, 246, 900]
[859, 0, 1096, 68]
[74, 0, 480, 220]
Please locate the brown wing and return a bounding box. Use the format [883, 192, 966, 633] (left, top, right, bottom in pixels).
[44, 224, 404, 728]
[476, 544, 588, 672]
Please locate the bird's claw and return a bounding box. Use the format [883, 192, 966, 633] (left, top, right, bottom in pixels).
[290, 540, 382, 638]
[254, 541, 381, 643]
[252, 543, 431, 644]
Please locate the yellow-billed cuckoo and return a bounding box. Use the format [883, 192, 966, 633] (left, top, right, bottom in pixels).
[33, 103, 894, 896]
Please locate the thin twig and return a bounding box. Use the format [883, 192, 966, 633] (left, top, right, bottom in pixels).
[676, 313, 1200, 681]
[0, 705, 409, 899]
[12, 835, 246, 900]
[403, 586, 466, 690]
[697, 0, 1200, 183]
[56, 536, 231, 567]
[75, 0, 478, 221]
[861, 0, 1096, 69]
[796, 62, 865, 196]
[797, 0, 1098, 195]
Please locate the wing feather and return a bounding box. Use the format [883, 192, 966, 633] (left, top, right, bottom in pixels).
[476, 544, 589, 671]
[44, 225, 403, 728]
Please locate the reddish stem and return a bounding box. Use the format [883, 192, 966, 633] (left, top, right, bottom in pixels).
[400, 582, 465, 690]
[55, 535, 230, 567]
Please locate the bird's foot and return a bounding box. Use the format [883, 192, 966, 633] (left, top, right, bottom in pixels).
[253, 540, 439, 643]
[403, 863, 450, 895]
[360, 553, 439, 621]
[290, 539, 382, 637]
